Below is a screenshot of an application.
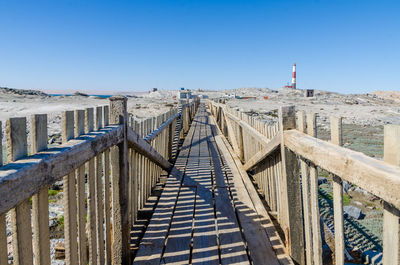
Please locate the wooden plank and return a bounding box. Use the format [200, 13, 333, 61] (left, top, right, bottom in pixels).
[75, 109, 87, 265]
[190, 110, 219, 265]
[306, 113, 322, 265]
[103, 105, 110, 126]
[144, 112, 180, 142]
[7, 117, 33, 265]
[222, 107, 241, 157]
[127, 127, 172, 170]
[62, 111, 79, 265]
[331, 116, 345, 265]
[226, 112, 269, 146]
[242, 134, 280, 171]
[85, 107, 94, 133]
[284, 129, 400, 210]
[96, 152, 105, 265]
[297, 111, 312, 265]
[95, 106, 105, 265]
[31, 114, 51, 265]
[279, 106, 305, 264]
[207, 124, 249, 264]
[209, 111, 292, 265]
[134, 108, 199, 264]
[0, 121, 6, 265]
[109, 96, 130, 265]
[0, 125, 123, 215]
[383, 124, 400, 265]
[104, 149, 112, 265]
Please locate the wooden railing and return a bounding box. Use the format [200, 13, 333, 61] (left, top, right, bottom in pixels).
[0, 96, 199, 265]
[208, 100, 400, 265]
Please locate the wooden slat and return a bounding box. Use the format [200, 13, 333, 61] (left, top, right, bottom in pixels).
[0, 125, 123, 215]
[144, 112, 180, 142]
[279, 106, 304, 264]
[190, 111, 219, 265]
[62, 111, 79, 265]
[7, 117, 33, 265]
[382, 124, 400, 265]
[284, 129, 400, 210]
[88, 159, 98, 265]
[242, 134, 280, 171]
[127, 127, 172, 170]
[0, 121, 7, 265]
[104, 149, 112, 265]
[31, 114, 51, 265]
[209, 110, 292, 265]
[306, 113, 322, 265]
[134, 109, 198, 264]
[331, 116, 345, 265]
[297, 111, 313, 265]
[75, 109, 87, 265]
[226, 112, 269, 146]
[95, 107, 105, 265]
[207, 123, 249, 264]
[109, 96, 130, 265]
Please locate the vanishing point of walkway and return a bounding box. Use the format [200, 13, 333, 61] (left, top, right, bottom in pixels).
[133, 104, 292, 265]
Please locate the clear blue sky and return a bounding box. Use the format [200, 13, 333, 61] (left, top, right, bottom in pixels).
[0, 0, 399, 93]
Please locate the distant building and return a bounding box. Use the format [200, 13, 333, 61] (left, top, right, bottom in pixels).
[152, 88, 158, 92]
[304, 89, 314, 97]
[178, 89, 192, 99]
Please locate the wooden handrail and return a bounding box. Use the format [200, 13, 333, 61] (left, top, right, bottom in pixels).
[284, 129, 400, 209]
[243, 134, 280, 171]
[127, 126, 172, 170]
[0, 125, 123, 215]
[144, 112, 180, 142]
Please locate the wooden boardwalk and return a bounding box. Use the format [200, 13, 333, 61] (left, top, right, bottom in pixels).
[133, 104, 292, 265]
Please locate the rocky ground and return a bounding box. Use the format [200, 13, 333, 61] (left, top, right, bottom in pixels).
[0, 86, 398, 264]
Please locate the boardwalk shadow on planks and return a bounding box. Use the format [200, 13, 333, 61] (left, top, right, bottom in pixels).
[134, 104, 289, 265]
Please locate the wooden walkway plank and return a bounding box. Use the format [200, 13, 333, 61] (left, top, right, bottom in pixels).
[133, 111, 199, 264]
[207, 121, 250, 265]
[134, 103, 288, 265]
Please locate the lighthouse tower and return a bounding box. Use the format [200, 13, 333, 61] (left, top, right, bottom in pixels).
[292, 63, 296, 89]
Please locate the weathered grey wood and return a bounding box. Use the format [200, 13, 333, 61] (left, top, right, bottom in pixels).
[222, 108, 241, 157]
[284, 129, 400, 209]
[306, 113, 322, 265]
[210, 113, 291, 265]
[95, 152, 105, 265]
[134, 109, 198, 264]
[0, 125, 123, 214]
[75, 110, 85, 137]
[75, 109, 87, 265]
[7, 117, 33, 265]
[144, 112, 180, 142]
[0, 121, 7, 265]
[207, 123, 249, 264]
[85, 107, 94, 133]
[297, 111, 312, 265]
[31, 114, 51, 265]
[278, 106, 305, 264]
[0, 212, 6, 265]
[62, 111, 79, 265]
[226, 112, 269, 146]
[331, 116, 345, 265]
[383, 124, 400, 265]
[127, 127, 172, 170]
[96, 106, 103, 130]
[87, 157, 98, 265]
[109, 96, 130, 265]
[242, 134, 280, 171]
[104, 149, 112, 265]
[103, 105, 109, 126]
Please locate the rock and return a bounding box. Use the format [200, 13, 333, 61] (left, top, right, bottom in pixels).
[318, 177, 328, 185]
[343, 181, 351, 193]
[73, 91, 89, 97]
[344, 205, 363, 219]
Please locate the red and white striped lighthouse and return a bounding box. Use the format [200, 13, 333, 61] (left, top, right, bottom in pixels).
[292, 63, 296, 89]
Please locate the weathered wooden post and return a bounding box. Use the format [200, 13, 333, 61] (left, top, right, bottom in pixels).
[109, 96, 131, 264]
[382, 125, 400, 265]
[278, 106, 305, 264]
